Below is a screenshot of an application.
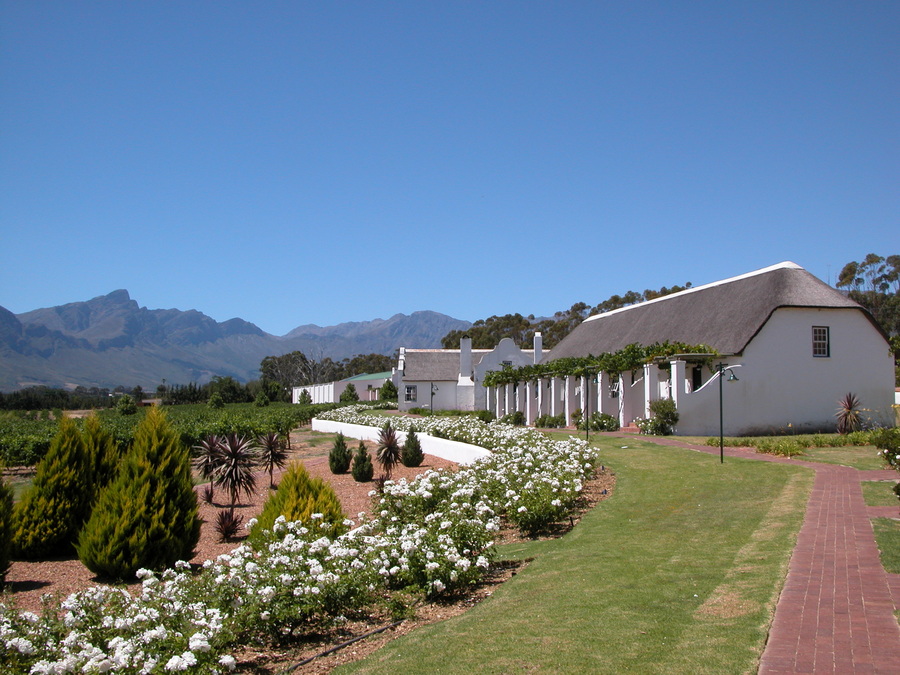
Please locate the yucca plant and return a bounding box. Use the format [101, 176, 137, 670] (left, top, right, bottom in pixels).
[215, 508, 244, 542]
[376, 422, 402, 480]
[257, 432, 288, 488]
[215, 433, 259, 506]
[836, 392, 862, 434]
[193, 435, 223, 504]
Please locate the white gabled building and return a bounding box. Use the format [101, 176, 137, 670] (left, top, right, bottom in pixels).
[534, 262, 894, 435]
[394, 334, 548, 413]
[292, 371, 392, 404]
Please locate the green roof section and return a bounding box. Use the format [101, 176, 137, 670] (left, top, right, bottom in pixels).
[343, 371, 392, 382]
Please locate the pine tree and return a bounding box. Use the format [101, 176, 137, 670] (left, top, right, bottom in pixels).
[0, 468, 14, 586]
[401, 426, 424, 468]
[82, 413, 120, 500]
[13, 417, 93, 559]
[76, 407, 200, 579]
[328, 432, 352, 474]
[351, 441, 374, 482]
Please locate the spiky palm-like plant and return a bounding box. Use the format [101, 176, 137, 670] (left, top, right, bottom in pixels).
[258, 432, 288, 488]
[193, 435, 224, 504]
[836, 392, 863, 434]
[215, 508, 244, 542]
[215, 433, 259, 506]
[376, 422, 402, 480]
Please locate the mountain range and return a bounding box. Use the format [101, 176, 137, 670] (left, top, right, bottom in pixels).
[0, 290, 471, 391]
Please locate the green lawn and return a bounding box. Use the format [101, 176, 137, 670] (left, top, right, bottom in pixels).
[798, 445, 886, 471]
[862, 481, 899, 507]
[336, 437, 812, 675]
[872, 518, 900, 574]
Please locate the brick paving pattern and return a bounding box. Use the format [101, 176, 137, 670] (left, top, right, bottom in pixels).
[616, 434, 900, 673]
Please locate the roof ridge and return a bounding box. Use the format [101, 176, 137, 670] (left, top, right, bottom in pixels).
[583, 261, 803, 323]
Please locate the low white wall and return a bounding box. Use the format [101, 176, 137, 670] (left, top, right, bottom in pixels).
[311, 418, 491, 465]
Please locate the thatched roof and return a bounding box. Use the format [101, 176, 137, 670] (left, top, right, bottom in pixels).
[402, 349, 488, 381]
[545, 262, 877, 361]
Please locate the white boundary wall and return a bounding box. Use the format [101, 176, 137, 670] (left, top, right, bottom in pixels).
[311, 418, 491, 466]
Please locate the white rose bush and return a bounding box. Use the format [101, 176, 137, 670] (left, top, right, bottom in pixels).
[1, 407, 600, 673]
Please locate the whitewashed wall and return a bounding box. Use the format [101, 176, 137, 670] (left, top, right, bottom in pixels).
[311, 418, 490, 465]
[673, 307, 894, 435]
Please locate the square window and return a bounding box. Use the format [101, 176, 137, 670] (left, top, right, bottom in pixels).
[405, 385, 417, 402]
[812, 326, 830, 357]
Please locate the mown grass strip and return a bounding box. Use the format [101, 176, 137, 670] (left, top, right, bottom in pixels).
[872, 518, 900, 574]
[336, 437, 812, 675]
[862, 481, 899, 507]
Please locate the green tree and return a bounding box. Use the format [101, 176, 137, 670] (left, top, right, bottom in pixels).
[0, 468, 14, 586]
[351, 441, 374, 482]
[339, 383, 359, 402]
[379, 379, 398, 401]
[116, 394, 137, 415]
[13, 417, 93, 559]
[400, 426, 424, 468]
[249, 462, 347, 546]
[76, 407, 200, 579]
[329, 432, 352, 474]
[298, 389, 312, 405]
[82, 413, 120, 500]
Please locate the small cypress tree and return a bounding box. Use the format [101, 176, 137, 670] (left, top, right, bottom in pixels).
[0, 468, 14, 586]
[82, 414, 120, 500]
[379, 379, 398, 401]
[298, 390, 312, 405]
[401, 426, 424, 468]
[250, 462, 347, 546]
[77, 407, 200, 579]
[13, 417, 93, 559]
[328, 432, 352, 474]
[339, 383, 359, 402]
[351, 441, 374, 482]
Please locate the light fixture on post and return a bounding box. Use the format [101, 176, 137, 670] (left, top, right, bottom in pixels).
[430, 382, 438, 413]
[717, 362, 740, 463]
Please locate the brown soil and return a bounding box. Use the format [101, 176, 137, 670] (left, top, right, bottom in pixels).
[2, 427, 615, 673]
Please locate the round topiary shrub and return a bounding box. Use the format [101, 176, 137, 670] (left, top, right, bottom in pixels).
[13, 416, 93, 559]
[401, 427, 424, 468]
[249, 462, 347, 547]
[76, 407, 200, 579]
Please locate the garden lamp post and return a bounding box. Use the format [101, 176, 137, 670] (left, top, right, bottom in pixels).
[430, 382, 438, 413]
[717, 363, 740, 463]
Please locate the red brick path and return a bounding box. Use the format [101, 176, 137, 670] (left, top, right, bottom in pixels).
[615, 435, 900, 674]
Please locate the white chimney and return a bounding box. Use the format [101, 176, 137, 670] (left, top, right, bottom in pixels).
[533, 332, 543, 364]
[459, 336, 473, 378]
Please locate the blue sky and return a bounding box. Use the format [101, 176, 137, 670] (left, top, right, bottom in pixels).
[1, 2, 897, 336]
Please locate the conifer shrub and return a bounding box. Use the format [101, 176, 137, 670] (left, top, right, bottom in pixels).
[76, 407, 200, 580]
[298, 390, 312, 405]
[249, 462, 347, 547]
[339, 383, 359, 403]
[13, 417, 93, 559]
[0, 469, 13, 586]
[329, 432, 352, 474]
[401, 426, 424, 468]
[208, 392, 225, 409]
[82, 413, 120, 499]
[379, 379, 398, 401]
[351, 441, 374, 482]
